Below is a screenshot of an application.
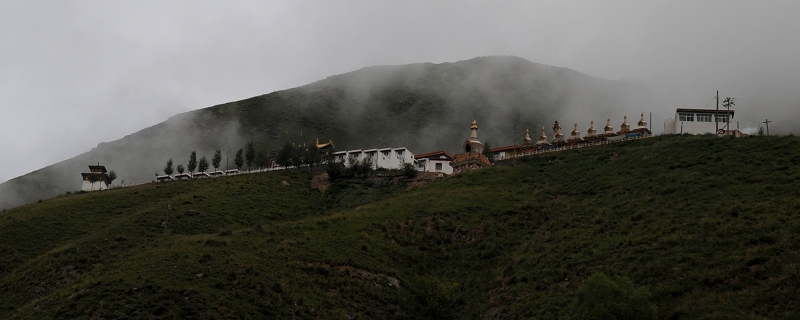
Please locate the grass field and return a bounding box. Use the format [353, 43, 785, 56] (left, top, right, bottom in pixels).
[2, 134, 800, 319]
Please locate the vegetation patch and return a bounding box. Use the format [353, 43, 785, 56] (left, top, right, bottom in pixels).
[2, 135, 800, 318]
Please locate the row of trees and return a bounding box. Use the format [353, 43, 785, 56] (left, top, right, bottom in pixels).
[275, 142, 321, 170]
[162, 149, 224, 176]
[161, 141, 328, 177]
[86, 170, 118, 190]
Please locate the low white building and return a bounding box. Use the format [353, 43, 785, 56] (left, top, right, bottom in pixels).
[333, 147, 415, 170]
[156, 175, 175, 183]
[664, 108, 735, 135]
[414, 150, 454, 174]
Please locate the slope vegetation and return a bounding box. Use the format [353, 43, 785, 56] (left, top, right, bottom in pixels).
[0, 56, 655, 210]
[3, 134, 799, 319]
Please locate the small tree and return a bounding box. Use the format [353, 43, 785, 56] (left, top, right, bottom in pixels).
[402, 162, 418, 179]
[255, 151, 268, 171]
[108, 171, 118, 187]
[277, 142, 294, 169]
[571, 272, 656, 320]
[234, 149, 244, 170]
[245, 141, 256, 171]
[303, 144, 321, 172]
[326, 159, 345, 179]
[163, 158, 174, 175]
[290, 147, 304, 170]
[346, 155, 359, 170]
[482, 142, 493, 163]
[177, 164, 185, 174]
[198, 156, 209, 173]
[212, 149, 222, 172]
[88, 174, 99, 191]
[187, 151, 197, 177]
[357, 156, 375, 177]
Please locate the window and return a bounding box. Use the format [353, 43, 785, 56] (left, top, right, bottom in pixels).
[418, 161, 425, 169]
[679, 113, 694, 121]
[435, 163, 442, 171]
[382, 151, 389, 157]
[716, 115, 729, 123]
[696, 114, 712, 122]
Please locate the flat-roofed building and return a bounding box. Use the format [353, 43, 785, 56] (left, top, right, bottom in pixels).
[333, 147, 415, 170]
[664, 108, 735, 135]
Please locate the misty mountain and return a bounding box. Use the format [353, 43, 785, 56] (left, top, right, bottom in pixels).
[0, 56, 655, 210]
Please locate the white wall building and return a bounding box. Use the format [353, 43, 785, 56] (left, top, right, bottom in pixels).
[80, 164, 110, 191]
[664, 108, 735, 135]
[414, 150, 454, 174]
[333, 147, 415, 170]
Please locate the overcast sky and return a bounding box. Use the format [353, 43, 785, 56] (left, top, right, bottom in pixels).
[2, 1, 799, 183]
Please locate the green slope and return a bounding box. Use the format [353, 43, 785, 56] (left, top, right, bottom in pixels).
[0, 55, 658, 210]
[3, 134, 799, 319]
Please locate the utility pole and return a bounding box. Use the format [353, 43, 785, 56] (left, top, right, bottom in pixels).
[763, 119, 772, 136]
[716, 91, 719, 134]
[722, 97, 736, 133]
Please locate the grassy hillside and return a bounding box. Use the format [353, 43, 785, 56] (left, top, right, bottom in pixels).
[3, 134, 800, 319]
[0, 56, 658, 210]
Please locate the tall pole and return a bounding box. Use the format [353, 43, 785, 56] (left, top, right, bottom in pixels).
[722, 97, 735, 134]
[763, 119, 772, 136]
[716, 91, 719, 134]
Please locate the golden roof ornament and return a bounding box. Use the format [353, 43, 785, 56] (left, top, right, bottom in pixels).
[585, 120, 597, 138]
[552, 121, 564, 143]
[464, 120, 484, 153]
[618, 115, 631, 134]
[535, 126, 550, 145]
[569, 122, 581, 141]
[637, 112, 648, 129]
[469, 120, 479, 140]
[523, 128, 532, 144]
[603, 118, 614, 134]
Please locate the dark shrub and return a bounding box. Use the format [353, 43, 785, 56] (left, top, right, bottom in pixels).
[571, 272, 656, 320]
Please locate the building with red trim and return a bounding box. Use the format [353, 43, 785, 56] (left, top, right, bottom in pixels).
[414, 150, 454, 174]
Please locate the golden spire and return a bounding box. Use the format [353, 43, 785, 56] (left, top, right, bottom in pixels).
[604, 118, 614, 134]
[470, 120, 479, 140]
[569, 122, 581, 141]
[535, 126, 549, 145]
[637, 112, 648, 129]
[618, 115, 631, 133]
[585, 120, 597, 138]
[552, 121, 564, 143]
[523, 128, 532, 144]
